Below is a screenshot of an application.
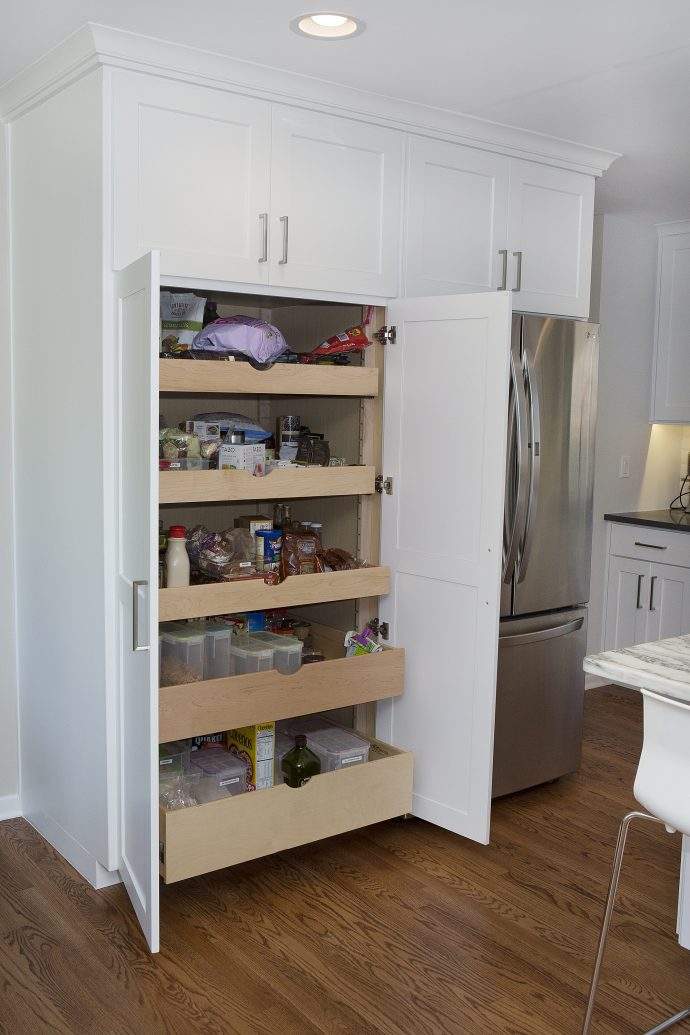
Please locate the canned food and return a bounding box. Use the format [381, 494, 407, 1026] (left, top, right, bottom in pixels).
[255, 529, 282, 572]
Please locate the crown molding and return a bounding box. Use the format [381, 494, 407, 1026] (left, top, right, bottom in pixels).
[656, 219, 690, 237]
[1, 22, 619, 176]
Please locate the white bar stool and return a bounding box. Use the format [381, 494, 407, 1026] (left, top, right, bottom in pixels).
[582, 686, 690, 1034]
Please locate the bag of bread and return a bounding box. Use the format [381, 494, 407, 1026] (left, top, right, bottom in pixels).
[280, 530, 324, 578]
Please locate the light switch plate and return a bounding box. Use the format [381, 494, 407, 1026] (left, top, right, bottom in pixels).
[619, 455, 631, 478]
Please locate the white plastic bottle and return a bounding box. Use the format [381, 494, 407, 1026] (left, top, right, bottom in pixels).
[165, 525, 190, 588]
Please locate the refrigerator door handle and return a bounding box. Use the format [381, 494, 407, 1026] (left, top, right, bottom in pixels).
[503, 340, 530, 584]
[517, 349, 541, 583]
[500, 615, 584, 647]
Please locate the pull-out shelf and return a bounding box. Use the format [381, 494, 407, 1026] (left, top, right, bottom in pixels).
[159, 739, 413, 883]
[159, 647, 405, 741]
[160, 465, 375, 504]
[159, 358, 379, 396]
[159, 566, 390, 621]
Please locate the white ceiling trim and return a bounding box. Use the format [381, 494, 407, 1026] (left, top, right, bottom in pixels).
[0, 22, 619, 176]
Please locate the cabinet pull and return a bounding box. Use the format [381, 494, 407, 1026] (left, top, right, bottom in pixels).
[649, 575, 657, 612]
[279, 215, 289, 265]
[132, 579, 149, 652]
[497, 249, 508, 291]
[258, 212, 268, 263]
[634, 540, 667, 550]
[512, 250, 523, 292]
[636, 573, 643, 610]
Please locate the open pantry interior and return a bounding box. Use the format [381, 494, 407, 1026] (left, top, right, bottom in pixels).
[156, 289, 411, 885]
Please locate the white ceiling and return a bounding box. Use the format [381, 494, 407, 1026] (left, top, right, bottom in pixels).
[4, 0, 690, 217]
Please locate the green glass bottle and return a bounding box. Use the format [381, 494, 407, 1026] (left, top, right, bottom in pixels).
[282, 734, 321, 787]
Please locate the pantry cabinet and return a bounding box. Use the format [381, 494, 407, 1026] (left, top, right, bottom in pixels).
[604, 521, 690, 650]
[404, 142, 595, 317]
[650, 221, 690, 423]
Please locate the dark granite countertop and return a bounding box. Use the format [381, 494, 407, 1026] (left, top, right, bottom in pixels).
[604, 510, 690, 533]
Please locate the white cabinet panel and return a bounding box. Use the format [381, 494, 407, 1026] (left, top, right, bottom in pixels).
[269, 107, 403, 297]
[508, 161, 594, 318]
[378, 292, 511, 844]
[651, 224, 690, 423]
[645, 561, 690, 642]
[604, 555, 650, 650]
[113, 72, 271, 284]
[404, 137, 510, 295]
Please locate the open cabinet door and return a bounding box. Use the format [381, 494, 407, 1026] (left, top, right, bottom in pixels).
[116, 252, 160, 951]
[377, 292, 511, 844]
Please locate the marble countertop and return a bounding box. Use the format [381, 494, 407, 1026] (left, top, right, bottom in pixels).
[604, 509, 690, 533]
[584, 635, 690, 705]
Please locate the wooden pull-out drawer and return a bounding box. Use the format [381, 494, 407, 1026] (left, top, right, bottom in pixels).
[159, 566, 390, 621]
[159, 647, 405, 742]
[159, 358, 379, 397]
[160, 465, 376, 504]
[159, 740, 412, 883]
[610, 523, 690, 568]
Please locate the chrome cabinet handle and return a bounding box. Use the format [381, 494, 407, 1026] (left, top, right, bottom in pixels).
[649, 575, 657, 612]
[497, 249, 508, 291]
[279, 215, 289, 264]
[258, 212, 268, 263]
[132, 579, 149, 652]
[512, 250, 523, 291]
[636, 574, 643, 610]
[634, 541, 667, 550]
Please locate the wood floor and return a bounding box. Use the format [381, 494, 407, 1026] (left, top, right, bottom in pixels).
[1, 685, 689, 1034]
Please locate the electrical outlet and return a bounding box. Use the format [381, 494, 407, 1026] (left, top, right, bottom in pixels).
[619, 455, 631, 478]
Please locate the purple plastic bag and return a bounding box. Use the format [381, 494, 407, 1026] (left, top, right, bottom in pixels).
[192, 316, 287, 364]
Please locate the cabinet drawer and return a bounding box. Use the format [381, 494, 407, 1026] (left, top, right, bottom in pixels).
[159, 740, 413, 883]
[610, 523, 690, 567]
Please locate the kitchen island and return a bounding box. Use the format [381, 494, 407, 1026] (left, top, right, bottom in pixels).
[585, 635, 690, 949]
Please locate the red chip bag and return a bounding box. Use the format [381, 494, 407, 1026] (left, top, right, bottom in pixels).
[300, 326, 370, 363]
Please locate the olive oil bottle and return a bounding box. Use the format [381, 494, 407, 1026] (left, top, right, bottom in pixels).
[281, 734, 320, 787]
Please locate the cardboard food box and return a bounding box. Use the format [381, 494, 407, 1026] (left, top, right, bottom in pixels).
[218, 442, 265, 473]
[234, 514, 273, 537]
[226, 722, 275, 791]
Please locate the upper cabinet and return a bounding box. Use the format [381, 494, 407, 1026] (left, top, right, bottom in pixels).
[113, 73, 403, 297]
[404, 138, 510, 296]
[651, 221, 690, 423]
[112, 72, 272, 285]
[269, 108, 403, 297]
[507, 161, 594, 318]
[404, 144, 595, 317]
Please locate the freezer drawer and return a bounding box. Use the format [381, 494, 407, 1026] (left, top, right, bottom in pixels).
[492, 607, 588, 798]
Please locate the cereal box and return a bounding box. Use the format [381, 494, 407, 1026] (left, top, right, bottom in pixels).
[226, 722, 275, 791]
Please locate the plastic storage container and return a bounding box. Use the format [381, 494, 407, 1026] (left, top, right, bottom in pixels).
[202, 621, 234, 679]
[230, 635, 274, 676]
[191, 749, 249, 802]
[159, 740, 192, 775]
[279, 716, 370, 772]
[160, 626, 205, 683]
[252, 631, 303, 674]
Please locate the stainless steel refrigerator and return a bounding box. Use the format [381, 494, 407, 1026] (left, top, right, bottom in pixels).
[492, 315, 598, 798]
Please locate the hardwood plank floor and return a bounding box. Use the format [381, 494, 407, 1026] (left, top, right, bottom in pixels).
[1, 685, 689, 1034]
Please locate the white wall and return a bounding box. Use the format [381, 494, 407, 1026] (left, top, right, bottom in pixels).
[588, 211, 687, 655]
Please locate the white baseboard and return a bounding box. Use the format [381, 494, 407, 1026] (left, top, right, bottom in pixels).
[25, 810, 121, 889]
[0, 793, 21, 821]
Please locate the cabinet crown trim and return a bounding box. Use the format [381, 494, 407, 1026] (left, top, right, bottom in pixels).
[656, 219, 690, 238]
[0, 22, 619, 177]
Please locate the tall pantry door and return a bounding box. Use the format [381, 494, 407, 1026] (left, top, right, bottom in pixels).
[116, 253, 160, 952]
[378, 292, 511, 843]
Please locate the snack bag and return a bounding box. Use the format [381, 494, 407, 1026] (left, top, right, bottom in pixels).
[300, 326, 370, 363]
[160, 292, 206, 353]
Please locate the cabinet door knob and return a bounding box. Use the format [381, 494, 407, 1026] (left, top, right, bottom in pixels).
[279, 215, 289, 265]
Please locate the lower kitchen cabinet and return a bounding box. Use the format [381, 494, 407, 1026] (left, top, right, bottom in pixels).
[604, 521, 690, 649]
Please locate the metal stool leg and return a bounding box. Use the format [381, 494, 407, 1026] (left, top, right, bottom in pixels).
[644, 1007, 690, 1034]
[582, 810, 665, 1034]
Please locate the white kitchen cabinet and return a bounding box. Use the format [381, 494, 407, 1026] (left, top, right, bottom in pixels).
[650, 221, 690, 423]
[112, 72, 272, 284]
[508, 160, 594, 318]
[604, 522, 690, 650]
[269, 107, 403, 297]
[404, 137, 510, 296]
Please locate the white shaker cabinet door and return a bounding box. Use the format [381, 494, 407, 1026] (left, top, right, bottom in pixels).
[404, 137, 510, 296]
[269, 106, 403, 297]
[651, 227, 690, 422]
[508, 160, 594, 318]
[112, 72, 271, 284]
[377, 292, 511, 844]
[604, 555, 650, 650]
[116, 252, 160, 953]
[644, 561, 690, 642]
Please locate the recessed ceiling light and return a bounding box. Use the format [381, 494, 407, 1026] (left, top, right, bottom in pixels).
[290, 12, 365, 39]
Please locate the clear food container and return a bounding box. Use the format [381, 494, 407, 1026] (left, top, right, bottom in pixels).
[252, 631, 303, 674]
[159, 766, 201, 810]
[230, 635, 274, 675]
[307, 725, 370, 772]
[202, 622, 235, 679]
[191, 749, 249, 802]
[160, 627, 205, 684]
[159, 740, 192, 775]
